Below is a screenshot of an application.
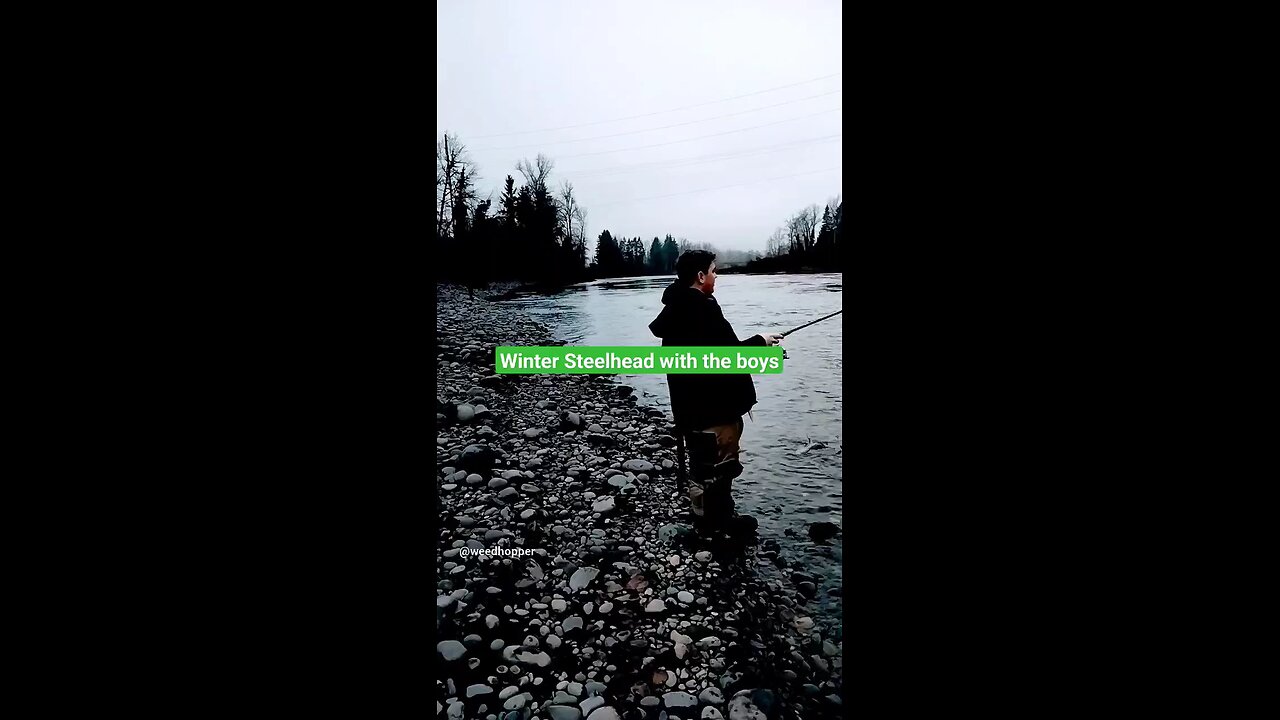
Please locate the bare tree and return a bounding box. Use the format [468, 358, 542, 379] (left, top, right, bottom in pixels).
[786, 205, 820, 254]
[516, 154, 555, 194]
[437, 132, 478, 239]
[559, 180, 579, 247]
[766, 227, 786, 257]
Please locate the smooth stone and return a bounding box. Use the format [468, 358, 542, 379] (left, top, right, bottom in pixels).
[436, 640, 467, 661]
[563, 616, 584, 632]
[516, 651, 551, 667]
[567, 682, 583, 696]
[552, 599, 568, 612]
[569, 567, 599, 591]
[466, 474, 484, 485]
[645, 599, 667, 612]
[702, 708, 725, 719]
[699, 687, 725, 704]
[622, 459, 654, 473]
[678, 591, 694, 603]
[467, 684, 493, 697]
[592, 496, 616, 513]
[579, 696, 605, 716]
[727, 695, 765, 720]
[663, 691, 697, 708]
[586, 708, 620, 720]
[499, 685, 520, 700]
[547, 707, 582, 720]
[640, 696, 660, 707]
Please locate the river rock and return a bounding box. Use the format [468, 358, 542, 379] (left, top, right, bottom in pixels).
[547, 707, 581, 720]
[727, 695, 766, 720]
[436, 640, 466, 661]
[808, 521, 840, 542]
[458, 444, 497, 471]
[622, 459, 654, 473]
[569, 567, 599, 591]
[663, 691, 697, 708]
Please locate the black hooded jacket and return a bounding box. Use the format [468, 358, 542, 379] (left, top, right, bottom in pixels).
[648, 281, 766, 431]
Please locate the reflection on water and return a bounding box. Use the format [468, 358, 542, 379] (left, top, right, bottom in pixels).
[502, 273, 844, 612]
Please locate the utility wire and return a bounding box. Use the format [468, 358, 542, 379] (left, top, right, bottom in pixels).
[554, 108, 840, 160]
[464, 72, 842, 139]
[473, 90, 841, 151]
[570, 134, 842, 179]
[593, 167, 841, 207]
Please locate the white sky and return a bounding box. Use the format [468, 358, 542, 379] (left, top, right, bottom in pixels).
[436, 0, 842, 254]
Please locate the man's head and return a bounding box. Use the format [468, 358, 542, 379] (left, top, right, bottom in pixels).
[676, 250, 717, 295]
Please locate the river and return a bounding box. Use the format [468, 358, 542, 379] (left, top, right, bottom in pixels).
[500, 272, 844, 622]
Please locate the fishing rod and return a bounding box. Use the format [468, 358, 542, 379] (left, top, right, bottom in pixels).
[780, 309, 843, 337]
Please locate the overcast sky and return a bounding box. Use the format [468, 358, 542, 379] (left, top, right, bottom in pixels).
[436, 0, 842, 255]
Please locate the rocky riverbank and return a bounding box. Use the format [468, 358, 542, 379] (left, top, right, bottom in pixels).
[435, 284, 844, 720]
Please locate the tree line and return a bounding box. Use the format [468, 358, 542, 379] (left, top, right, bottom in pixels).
[437, 131, 840, 288]
[737, 197, 843, 274]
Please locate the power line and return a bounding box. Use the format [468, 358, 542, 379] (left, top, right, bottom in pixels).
[465, 72, 842, 139]
[554, 108, 841, 160]
[570, 134, 842, 180]
[593, 167, 841, 207]
[472, 90, 841, 151]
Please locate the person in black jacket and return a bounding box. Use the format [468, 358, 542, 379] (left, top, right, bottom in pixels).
[648, 250, 784, 540]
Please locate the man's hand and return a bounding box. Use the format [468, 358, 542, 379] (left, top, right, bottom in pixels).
[761, 333, 785, 346]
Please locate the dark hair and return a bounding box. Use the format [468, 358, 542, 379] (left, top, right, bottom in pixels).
[675, 250, 716, 284]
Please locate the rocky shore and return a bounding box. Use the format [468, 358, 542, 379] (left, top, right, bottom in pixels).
[436, 284, 844, 720]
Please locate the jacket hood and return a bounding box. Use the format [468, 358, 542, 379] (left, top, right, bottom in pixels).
[661, 281, 704, 306]
[650, 281, 706, 338]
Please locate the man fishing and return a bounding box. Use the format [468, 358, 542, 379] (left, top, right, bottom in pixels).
[648, 250, 785, 543]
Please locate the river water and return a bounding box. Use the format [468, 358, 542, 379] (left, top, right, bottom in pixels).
[500, 272, 845, 619]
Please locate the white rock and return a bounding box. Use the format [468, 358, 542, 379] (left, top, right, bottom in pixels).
[569, 567, 599, 591]
[586, 707, 621, 720]
[436, 640, 467, 661]
[664, 691, 698, 708]
[645, 599, 667, 612]
[466, 684, 493, 697]
[580, 696, 605, 716]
